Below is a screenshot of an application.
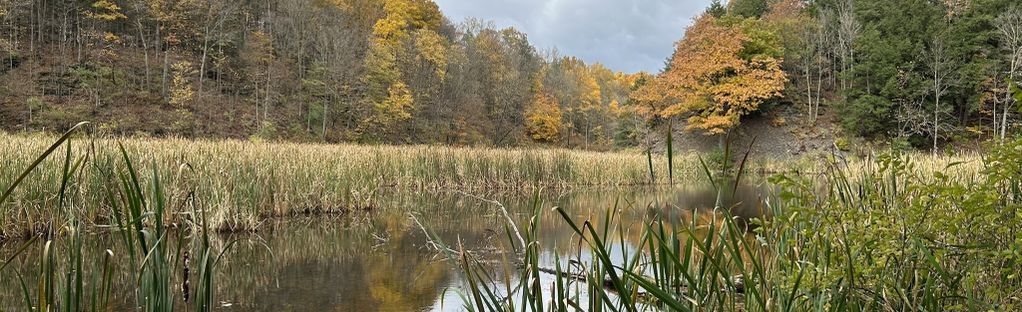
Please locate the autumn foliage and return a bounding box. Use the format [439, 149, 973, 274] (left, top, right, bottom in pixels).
[526, 89, 563, 142]
[634, 15, 786, 135]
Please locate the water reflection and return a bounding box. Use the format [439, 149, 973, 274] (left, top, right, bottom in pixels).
[0, 182, 770, 311]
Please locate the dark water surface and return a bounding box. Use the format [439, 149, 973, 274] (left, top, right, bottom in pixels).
[0, 183, 770, 311]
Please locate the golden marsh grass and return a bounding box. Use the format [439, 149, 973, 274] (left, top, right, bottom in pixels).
[0, 131, 986, 238]
[0, 132, 688, 236]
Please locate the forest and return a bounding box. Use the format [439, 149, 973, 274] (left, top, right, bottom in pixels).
[1, 0, 1021, 151]
[0, 0, 643, 149]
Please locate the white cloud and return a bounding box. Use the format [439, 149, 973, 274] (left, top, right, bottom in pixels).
[435, 0, 712, 73]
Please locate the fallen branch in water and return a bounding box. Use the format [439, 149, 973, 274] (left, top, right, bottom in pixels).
[449, 190, 528, 252]
[529, 262, 746, 295]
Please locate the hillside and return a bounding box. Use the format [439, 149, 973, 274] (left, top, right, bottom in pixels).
[2, 0, 1021, 154]
[0, 0, 640, 150]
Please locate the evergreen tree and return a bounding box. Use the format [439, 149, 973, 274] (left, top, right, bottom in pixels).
[729, 0, 769, 18]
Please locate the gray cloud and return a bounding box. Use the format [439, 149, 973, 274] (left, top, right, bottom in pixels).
[435, 0, 712, 73]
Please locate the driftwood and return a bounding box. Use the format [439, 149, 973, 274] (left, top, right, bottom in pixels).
[530, 263, 746, 295]
[534, 265, 620, 290]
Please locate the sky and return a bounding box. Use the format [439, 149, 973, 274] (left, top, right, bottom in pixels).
[434, 0, 714, 74]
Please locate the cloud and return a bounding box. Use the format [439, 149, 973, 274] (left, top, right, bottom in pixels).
[434, 0, 712, 73]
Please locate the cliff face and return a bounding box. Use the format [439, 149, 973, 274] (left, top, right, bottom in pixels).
[649, 104, 841, 160]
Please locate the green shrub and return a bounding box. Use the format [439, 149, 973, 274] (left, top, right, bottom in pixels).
[834, 136, 851, 151]
[842, 95, 895, 137]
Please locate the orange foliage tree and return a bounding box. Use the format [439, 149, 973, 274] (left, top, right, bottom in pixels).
[633, 14, 787, 135]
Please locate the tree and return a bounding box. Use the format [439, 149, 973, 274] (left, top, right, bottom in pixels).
[375, 81, 414, 123]
[412, 29, 448, 80]
[835, 0, 860, 96]
[633, 15, 787, 138]
[170, 61, 196, 108]
[144, 0, 203, 98]
[765, 0, 826, 123]
[997, 7, 1022, 141]
[86, 1, 128, 22]
[195, 1, 238, 94]
[840, 0, 941, 138]
[924, 31, 957, 152]
[729, 0, 769, 18]
[360, 0, 446, 140]
[26, 96, 42, 125]
[707, 0, 727, 17]
[525, 86, 563, 142]
[240, 30, 275, 126]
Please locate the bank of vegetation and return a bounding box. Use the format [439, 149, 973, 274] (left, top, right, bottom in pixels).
[446, 138, 1022, 311]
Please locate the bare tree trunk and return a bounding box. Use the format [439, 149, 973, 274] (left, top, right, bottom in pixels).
[264, 61, 271, 121]
[157, 22, 167, 98]
[75, 10, 82, 63]
[1002, 58, 1018, 141]
[997, 8, 1022, 142]
[198, 3, 215, 94]
[58, 7, 66, 70]
[162, 47, 170, 99]
[934, 89, 940, 153]
[815, 59, 824, 119]
[263, 0, 272, 123]
[199, 41, 208, 93]
[254, 80, 261, 126]
[1003, 79, 1014, 141]
[217, 45, 223, 93]
[804, 61, 814, 122]
[137, 21, 149, 88]
[322, 91, 330, 139]
[28, 0, 33, 55]
[929, 37, 947, 153]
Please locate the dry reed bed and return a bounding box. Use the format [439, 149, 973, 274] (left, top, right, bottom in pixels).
[0, 133, 688, 236]
[0, 132, 986, 237]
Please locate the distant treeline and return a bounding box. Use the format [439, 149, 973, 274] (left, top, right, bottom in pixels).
[0, 0, 644, 149]
[1, 0, 1021, 150]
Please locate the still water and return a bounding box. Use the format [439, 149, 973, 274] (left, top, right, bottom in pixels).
[0, 183, 769, 311]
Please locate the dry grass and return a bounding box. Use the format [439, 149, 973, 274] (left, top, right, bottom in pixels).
[0, 132, 695, 236]
[0, 132, 987, 238]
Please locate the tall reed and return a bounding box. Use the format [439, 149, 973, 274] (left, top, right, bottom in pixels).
[1, 132, 695, 235]
[1, 127, 234, 311]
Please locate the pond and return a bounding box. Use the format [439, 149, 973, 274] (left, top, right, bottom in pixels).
[0, 182, 770, 311]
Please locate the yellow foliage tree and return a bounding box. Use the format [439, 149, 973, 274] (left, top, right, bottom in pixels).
[413, 29, 448, 80]
[146, 0, 202, 47]
[362, 0, 447, 132]
[526, 90, 564, 142]
[169, 61, 196, 107]
[375, 81, 415, 123]
[633, 15, 787, 135]
[580, 72, 602, 112]
[87, 0, 128, 21]
[84, 0, 127, 44]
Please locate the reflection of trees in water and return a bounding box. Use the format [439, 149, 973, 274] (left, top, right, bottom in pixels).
[525, 183, 768, 252]
[209, 192, 513, 311]
[0, 184, 771, 311]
